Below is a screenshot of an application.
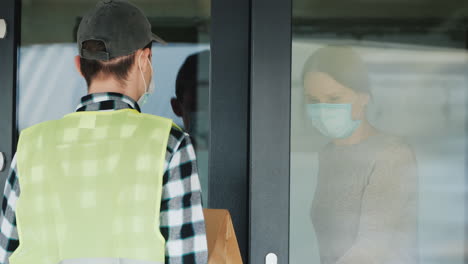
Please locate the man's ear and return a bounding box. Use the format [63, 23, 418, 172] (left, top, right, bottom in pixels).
[139, 48, 152, 71]
[171, 97, 183, 117]
[74, 56, 84, 77]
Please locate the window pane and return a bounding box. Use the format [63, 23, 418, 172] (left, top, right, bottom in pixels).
[18, 0, 211, 206]
[291, 3, 468, 263]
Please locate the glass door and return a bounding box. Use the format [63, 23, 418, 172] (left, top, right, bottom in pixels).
[251, 0, 468, 263]
[0, 0, 19, 196]
[18, 0, 211, 204]
[1, 0, 250, 262]
[291, 22, 468, 264]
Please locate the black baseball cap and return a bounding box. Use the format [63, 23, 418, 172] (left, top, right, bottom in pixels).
[77, 0, 166, 61]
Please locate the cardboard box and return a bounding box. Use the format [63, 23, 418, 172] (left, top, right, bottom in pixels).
[203, 209, 243, 264]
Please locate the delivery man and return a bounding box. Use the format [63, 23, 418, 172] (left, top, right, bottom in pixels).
[0, 0, 208, 263]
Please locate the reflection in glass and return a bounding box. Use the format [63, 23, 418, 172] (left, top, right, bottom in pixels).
[291, 40, 468, 264]
[172, 50, 211, 204]
[304, 46, 418, 264]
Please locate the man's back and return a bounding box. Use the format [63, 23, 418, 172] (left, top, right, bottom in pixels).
[0, 1, 208, 262]
[11, 109, 173, 263]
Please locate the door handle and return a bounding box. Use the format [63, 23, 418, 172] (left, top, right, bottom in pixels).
[0, 152, 6, 172]
[265, 253, 277, 264]
[0, 19, 7, 39]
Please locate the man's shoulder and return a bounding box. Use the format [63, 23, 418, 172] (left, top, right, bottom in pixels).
[167, 125, 191, 151]
[20, 119, 59, 138]
[133, 112, 184, 131]
[169, 125, 186, 139]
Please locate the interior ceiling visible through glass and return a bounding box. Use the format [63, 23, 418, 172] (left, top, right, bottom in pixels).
[21, 0, 210, 45]
[293, 0, 468, 18]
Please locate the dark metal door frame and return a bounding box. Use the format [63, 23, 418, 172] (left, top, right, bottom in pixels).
[250, 0, 292, 263]
[0, 0, 19, 193]
[210, 0, 251, 262]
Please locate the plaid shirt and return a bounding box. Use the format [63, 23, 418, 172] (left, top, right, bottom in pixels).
[0, 92, 208, 264]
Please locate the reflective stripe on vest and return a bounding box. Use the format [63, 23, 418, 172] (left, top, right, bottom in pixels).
[10, 109, 173, 264]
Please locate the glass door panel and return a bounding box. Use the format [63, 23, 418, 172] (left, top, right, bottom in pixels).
[18, 0, 211, 205]
[291, 2, 468, 263]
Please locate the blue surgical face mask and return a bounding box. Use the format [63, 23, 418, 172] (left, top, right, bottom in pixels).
[137, 53, 155, 107]
[306, 103, 362, 139]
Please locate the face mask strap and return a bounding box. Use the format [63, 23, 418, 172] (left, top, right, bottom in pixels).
[138, 52, 148, 93]
[148, 58, 155, 91]
[138, 52, 154, 93]
[147, 57, 153, 73]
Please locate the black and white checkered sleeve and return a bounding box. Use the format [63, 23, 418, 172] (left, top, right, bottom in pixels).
[0, 154, 20, 264]
[160, 128, 208, 264]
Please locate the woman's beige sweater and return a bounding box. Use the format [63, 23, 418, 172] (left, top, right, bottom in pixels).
[311, 134, 418, 264]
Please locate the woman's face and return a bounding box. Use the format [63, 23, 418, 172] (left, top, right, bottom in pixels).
[303, 72, 369, 120]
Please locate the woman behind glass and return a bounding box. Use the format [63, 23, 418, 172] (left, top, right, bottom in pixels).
[303, 46, 418, 264]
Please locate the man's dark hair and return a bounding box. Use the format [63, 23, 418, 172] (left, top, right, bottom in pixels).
[80, 40, 152, 87]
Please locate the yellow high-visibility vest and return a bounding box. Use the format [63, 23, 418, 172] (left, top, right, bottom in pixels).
[10, 109, 173, 264]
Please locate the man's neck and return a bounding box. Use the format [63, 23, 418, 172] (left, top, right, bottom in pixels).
[88, 79, 140, 102]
